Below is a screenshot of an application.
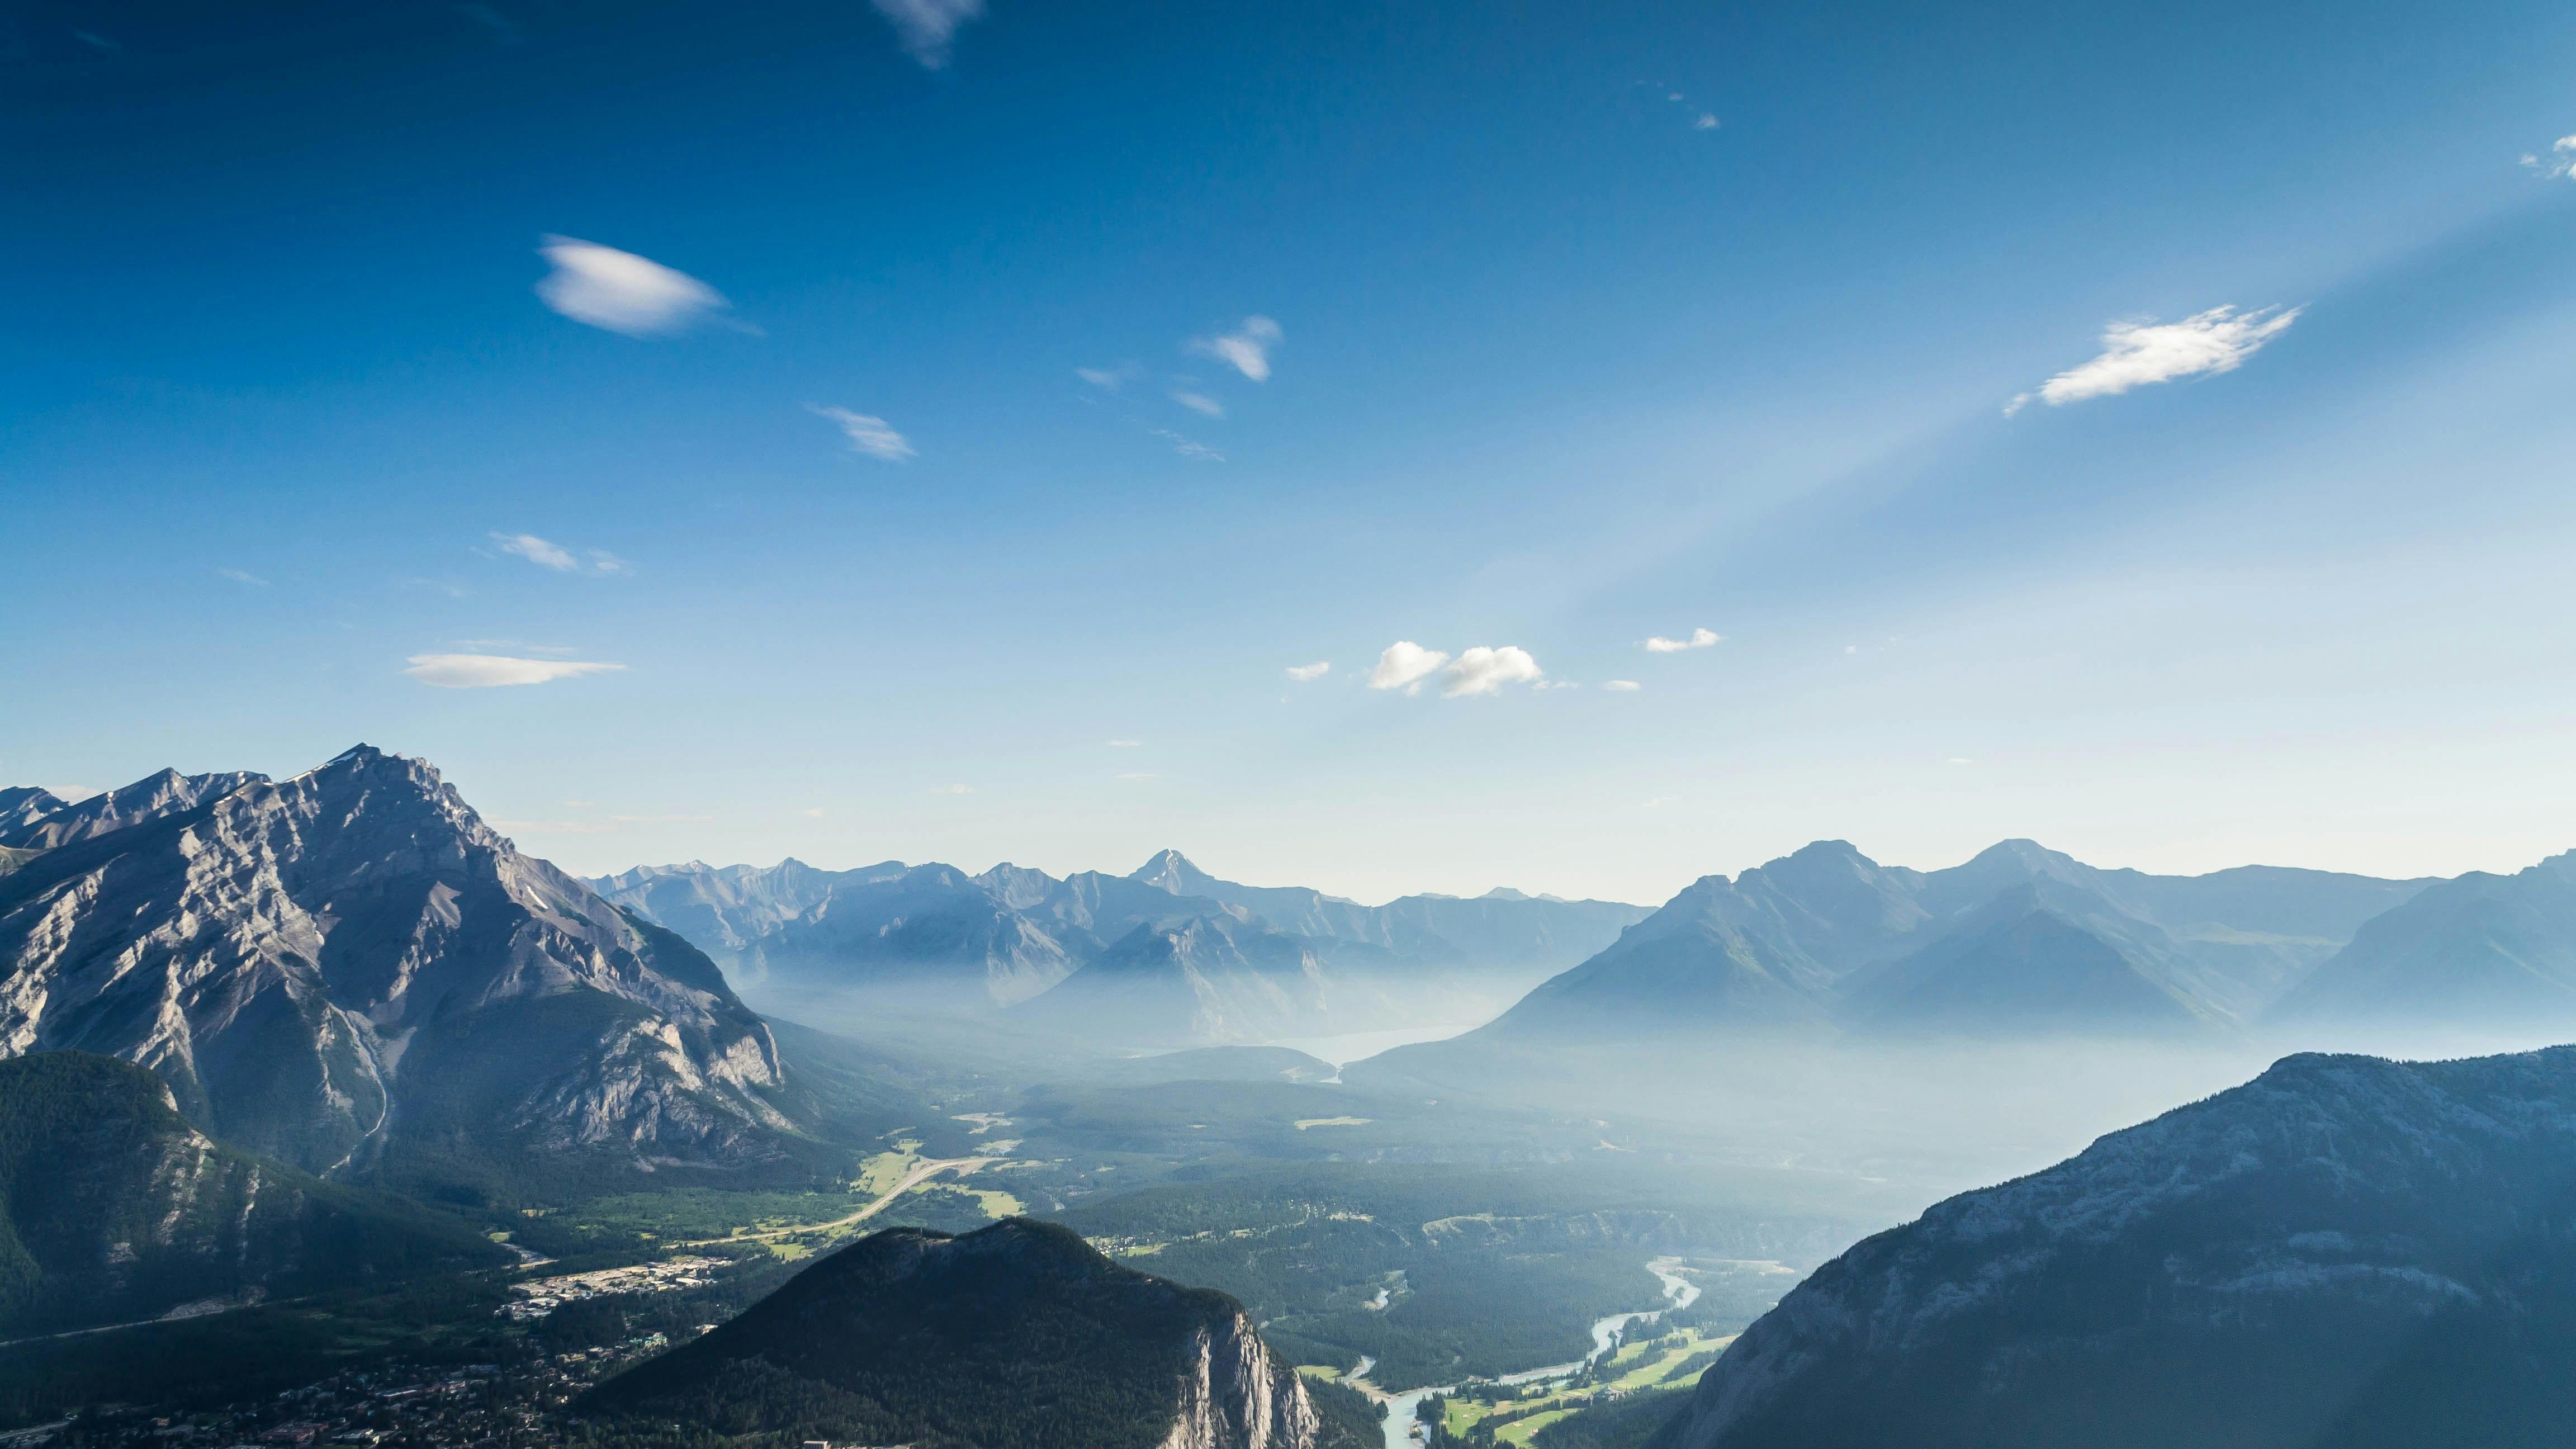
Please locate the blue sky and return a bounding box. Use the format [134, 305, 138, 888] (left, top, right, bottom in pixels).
[7, 0, 2576, 903]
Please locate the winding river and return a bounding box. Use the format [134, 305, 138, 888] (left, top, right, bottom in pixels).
[1350, 1258, 1701, 1449]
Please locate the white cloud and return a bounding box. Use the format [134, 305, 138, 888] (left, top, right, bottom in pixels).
[802, 807, 827, 817]
[453, 638, 578, 656]
[926, 783, 974, 795]
[1171, 389, 1225, 418]
[1602, 679, 1642, 692]
[1107, 738, 1143, 747]
[1367, 641, 1450, 693]
[1694, 113, 1718, 130]
[535, 236, 728, 336]
[404, 654, 626, 688]
[2521, 135, 2576, 181]
[809, 405, 916, 461]
[1077, 364, 1142, 391]
[1642, 794, 1680, 808]
[1533, 679, 1581, 690]
[2007, 304, 2301, 414]
[217, 568, 269, 587]
[1285, 661, 1331, 681]
[1151, 428, 1224, 461]
[1189, 315, 1283, 382]
[1643, 627, 1722, 652]
[1441, 646, 1544, 698]
[491, 532, 577, 571]
[490, 532, 627, 576]
[871, 0, 984, 68]
[1947, 757, 1974, 766]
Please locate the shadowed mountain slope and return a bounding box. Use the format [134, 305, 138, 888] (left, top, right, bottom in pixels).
[1664, 1044, 2576, 1449]
[0, 1050, 505, 1334]
[586, 1217, 1368, 1449]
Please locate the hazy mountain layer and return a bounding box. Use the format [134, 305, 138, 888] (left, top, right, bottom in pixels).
[1665, 1044, 2576, 1449]
[0, 745, 795, 1181]
[0, 1050, 504, 1334]
[599, 850, 1647, 1045]
[1473, 839, 2430, 1044]
[586, 1218, 1364, 1449]
[2268, 849, 2576, 1030]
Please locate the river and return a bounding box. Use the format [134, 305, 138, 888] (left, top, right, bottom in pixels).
[1351, 1257, 1701, 1449]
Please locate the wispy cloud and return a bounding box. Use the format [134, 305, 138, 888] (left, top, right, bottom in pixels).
[404, 653, 626, 688]
[1947, 757, 1974, 766]
[1115, 771, 1158, 780]
[1188, 316, 1283, 382]
[536, 236, 730, 336]
[1642, 794, 1680, 809]
[926, 783, 974, 795]
[2521, 135, 2576, 181]
[2006, 304, 2300, 414]
[488, 531, 629, 575]
[1694, 112, 1719, 130]
[1643, 627, 1721, 652]
[1602, 679, 1642, 692]
[1107, 738, 1143, 747]
[809, 405, 916, 461]
[1077, 364, 1143, 392]
[1150, 428, 1224, 462]
[1171, 389, 1225, 418]
[1441, 646, 1544, 698]
[871, 0, 984, 68]
[1285, 661, 1331, 681]
[217, 568, 269, 587]
[1367, 642, 1450, 694]
[802, 806, 827, 817]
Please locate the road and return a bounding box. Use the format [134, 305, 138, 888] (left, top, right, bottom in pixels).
[674, 1156, 988, 1247]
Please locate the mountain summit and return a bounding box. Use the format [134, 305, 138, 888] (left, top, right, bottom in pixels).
[0, 745, 792, 1182]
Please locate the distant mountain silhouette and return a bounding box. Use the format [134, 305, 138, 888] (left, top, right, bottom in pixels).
[2269, 849, 2576, 1030]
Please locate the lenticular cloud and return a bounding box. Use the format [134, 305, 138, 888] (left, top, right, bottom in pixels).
[536, 236, 728, 336]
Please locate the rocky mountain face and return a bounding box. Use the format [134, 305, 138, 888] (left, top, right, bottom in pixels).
[598, 850, 1646, 1046]
[0, 1050, 504, 1334]
[1663, 1044, 2576, 1449]
[0, 746, 797, 1183]
[0, 769, 268, 850]
[2267, 849, 2576, 1030]
[1476, 839, 2430, 1043]
[0, 789, 65, 843]
[585, 1217, 1366, 1449]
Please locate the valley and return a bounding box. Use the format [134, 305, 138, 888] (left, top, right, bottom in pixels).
[6, 751, 2576, 1449]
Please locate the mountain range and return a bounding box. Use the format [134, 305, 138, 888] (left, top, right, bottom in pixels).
[585, 1216, 1377, 1449]
[594, 850, 1649, 1046]
[0, 746, 825, 1194]
[1662, 1043, 2576, 1449]
[1432, 838, 2440, 1046]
